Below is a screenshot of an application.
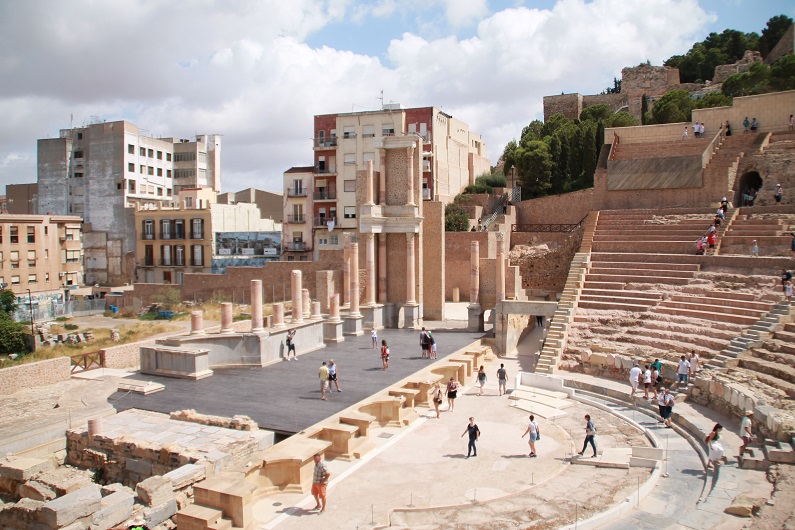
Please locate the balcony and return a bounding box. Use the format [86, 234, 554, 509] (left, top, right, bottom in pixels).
[314, 138, 338, 148]
[284, 242, 308, 251]
[192, 258, 204, 267]
[314, 216, 337, 228]
[314, 167, 337, 175]
[313, 189, 336, 200]
[143, 258, 154, 267]
[422, 160, 431, 172]
[142, 233, 154, 240]
[160, 233, 172, 240]
[286, 214, 306, 224]
[191, 232, 204, 240]
[287, 189, 307, 197]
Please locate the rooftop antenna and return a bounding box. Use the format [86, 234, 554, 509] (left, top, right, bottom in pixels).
[378, 90, 384, 109]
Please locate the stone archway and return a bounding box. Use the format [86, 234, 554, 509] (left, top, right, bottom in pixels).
[736, 170, 763, 206]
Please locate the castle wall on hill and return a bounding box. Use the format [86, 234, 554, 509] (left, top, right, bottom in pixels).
[692, 89, 795, 135]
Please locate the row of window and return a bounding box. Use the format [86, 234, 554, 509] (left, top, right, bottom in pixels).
[128, 144, 172, 161]
[128, 181, 171, 197]
[0, 274, 49, 285]
[142, 244, 204, 266]
[142, 219, 204, 240]
[128, 163, 172, 178]
[173, 152, 207, 163]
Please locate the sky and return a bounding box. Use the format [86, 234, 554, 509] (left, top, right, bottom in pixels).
[0, 0, 793, 195]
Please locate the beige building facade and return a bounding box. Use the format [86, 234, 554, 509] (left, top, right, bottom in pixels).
[0, 214, 84, 300]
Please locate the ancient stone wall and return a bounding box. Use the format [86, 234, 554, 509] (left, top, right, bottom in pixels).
[543, 93, 583, 121]
[514, 188, 594, 225]
[736, 143, 795, 207]
[103, 340, 158, 369]
[0, 357, 71, 396]
[422, 201, 445, 320]
[692, 90, 795, 136]
[712, 51, 763, 84]
[509, 228, 583, 293]
[444, 232, 496, 302]
[765, 23, 794, 65]
[581, 93, 629, 114]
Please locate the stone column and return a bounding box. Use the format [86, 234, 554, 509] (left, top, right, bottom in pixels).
[378, 149, 386, 204]
[407, 146, 415, 206]
[496, 234, 505, 303]
[378, 234, 387, 304]
[329, 294, 340, 322]
[250, 280, 264, 333]
[365, 233, 376, 306]
[349, 241, 360, 316]
[190, 310, 204, 335]
[343, 241, 351, 307]
[311, 301, 322, 320]
[365, 159, 375, 206]
[470, 241, 480, 304]
[302, 288, 311, 319]
[272, 302, 285, 329]
[406, 233, 416, 304]
[220, 302, 233, 334]
[291, 270, 303, 323]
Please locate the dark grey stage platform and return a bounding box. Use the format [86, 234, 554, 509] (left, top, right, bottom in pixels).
[110, 329, 484, 436]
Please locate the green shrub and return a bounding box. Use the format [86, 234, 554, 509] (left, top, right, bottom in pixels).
[463, 183, 493, 194]
[445, 203, 470, 232]
[55, 316, 69, 322]
[63, 323, 78, 331]
[474, 173, 507, 188]
[0, 313, 28, 355]
[139, 312, 158, 321]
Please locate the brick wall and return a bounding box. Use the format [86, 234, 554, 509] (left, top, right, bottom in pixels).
[543, 93, 583, 121]
[444, 232, 496, 302]
[423, 201, 445, 319]
[509, 229, 583, 292]
[692, 90, 795, 137]
[581, 93, 629, 114]
[0, 357, 71, 396]
[514, 188, 594, 225]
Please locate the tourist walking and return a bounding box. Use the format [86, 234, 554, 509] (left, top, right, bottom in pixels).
[318, 361, 330, 400]
[657, 387, 673, 427]
[446, 376, 459, 412]
[578, 414, 598, 458]
[311, 454, 331, 512]
[428, 330, 437, 359]
[740, 411, 755, 455]
[286, 328, 297, 361]
[775, 183, 783, 204]
[497, 363, 508, 396]
[689, 351, 701, 381]
[522, 415, 540, 457]
[790, 114, 794, 131]
[725, 120, 732, 136]
[705, 424, 725, 470]
[720, 197, 729, 213]
[677, 355, 691, 386]
[432, 382, 443, 418]
[682, 126, 689, 139]
[752, 239, 759, 257]
[420, 327, 430, 358]
[650, 365, 659, 399]
[664, 388, 675, 428]
[461, 417, 480, 458]
[371, 328, 378, 349]
[380, 339, 389, 371]
[477, 365, 487, 396]
[629, 363, 642, 396]
[642, 364, 652, 399]
[751, 117, 758, 131]
[328, 359, 341, 392]
[786, 280, 793, 304]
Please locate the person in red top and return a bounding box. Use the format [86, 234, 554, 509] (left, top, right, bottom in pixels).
[707, 231, 717, 250]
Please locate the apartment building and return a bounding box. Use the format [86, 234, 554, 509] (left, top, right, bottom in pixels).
[282, 166, 315, 260]
[283, 105, 490, 257]
[165, 134, 222, 195]
[37, 121, 222, 285]
[0, 214, 84, 302]
[134, 189, 280, 283]
[217, 187, 283, 222]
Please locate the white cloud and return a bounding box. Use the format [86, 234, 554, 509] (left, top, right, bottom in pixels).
[0, 0, 721, 193]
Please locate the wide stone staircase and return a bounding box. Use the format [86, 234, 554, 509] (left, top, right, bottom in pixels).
[611, 138, 711, 160]
[719, 205, 795, 256]
[738, 319, 795, 402]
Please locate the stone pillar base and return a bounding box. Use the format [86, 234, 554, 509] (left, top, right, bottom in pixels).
[399, 303, 421, 329]
[343, 315, 364, 336]
[362, 304, 385, 330]
[383, 303, 398, 329]
[324, 320, 344, 343]
[467, 304, 484, 332]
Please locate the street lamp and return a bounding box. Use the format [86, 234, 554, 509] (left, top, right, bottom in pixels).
[26, 288, 35, 352]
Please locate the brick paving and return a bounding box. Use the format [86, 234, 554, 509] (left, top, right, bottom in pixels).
[110, 329, 483, 435]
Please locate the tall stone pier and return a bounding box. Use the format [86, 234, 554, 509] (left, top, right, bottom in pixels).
[344, 241, 364, 335]
[468, 241, 484, 332]
[251, 280, 265, 333]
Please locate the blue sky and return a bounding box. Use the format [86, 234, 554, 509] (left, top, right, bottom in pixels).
[0, 0, 792, 194]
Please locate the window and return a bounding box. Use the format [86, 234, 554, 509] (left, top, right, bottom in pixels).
[382, 123, 395, 136]
[65, 250, 81, 263]
[144, 245, 154, 266]
[192, 244, 203, 266]
[161, 245, 171, 266]
[0, 227, 2, 243]
[175, 271, 183, 285]
[175, 245, 185, 266]
[0, 251, 3, 262]
[45, 273, 49, 282]
[174, 220, 185, 239]
[166, 170, 172, 179]
[140, 147, 146, 156]
[191, 218, 203, 239]
[10, 250, 19, 268]
[157, 151, 163, 160]
[140, 165, 145, 174]
[185, 196, 193, 208]
[143, 220, 154, 240]
[128, 162, 135, 172]
[11, 276, 20, 285]
[27, 227, 35, 243]
[74, 172, 83, 178]
[344, 206, 356, 219]
[362, 125, 375, 138]
[129, 180, 136, 192]
[44, 226, 47, 235]
[167, 188, 172, 196]
[45, 249, 48, 259]
[116, 182, 122, 190]
[175, 152, 197, 162]
[76, 132, 82, 140]
[148, 166, 154, 175]
[128, 144, 135, 154]
[329, 235, 339, 245]
[10, 226, 18, 244]
[198, 152, 207, 163]
[28, 250, 36, 267]
[318, 237, 328, 245]
[28, 274, 37, 284]
[148, 149, 154, 158]
[74, 150, 83, 158]
[161, 220, 171, 239]
[157, 168, 163, 177]
[166, 153, 172, 161]
[343, 126, 355, 139]
[175, 169, 196, 179]
[157, 187, 163, 196]
[344, 153, 355, 165]
[343, 180, 356, 192]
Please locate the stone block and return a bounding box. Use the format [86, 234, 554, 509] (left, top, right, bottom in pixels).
[589, 352, 608, 366]
[125, 458, 153, 478]
[90, 489, 135, 530]
[620, 357, 633, 370]
[580, 350, 590, 363]
[0, 498, 45, 529]
[18, 480, 57, 501]
[724, 495, 766, 517]
[100, 483, 134, 498]
[39, 484, 102, 528]
[163, 464, 205, 490]
[612, 355, 622, 368]
[135, 476, 174, 508]
[143, 498, 177, 527]
[37, 467, 95, 496]
[0, 457, 53, 481]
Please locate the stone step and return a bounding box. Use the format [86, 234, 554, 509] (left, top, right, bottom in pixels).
[593, 233, 706, 242]
[586, 273, 691, 285]
[635, 328, 728, 351]
[589, 268, 697, 280]
[582, 281, 627, 290]
[659, 300, 765, 318]
[774, 330, 795, 342]
[668, 294, 773, 312]
[654, 307, 758, 326]
[721, 235, 791, 245]
[641, 320, 739, 340]
[578, 300, 652, 312]
[581, 288, 664, 300]
[608, 335, 716, 359]
[695, 290, 764, 303]
[737, 357, 795, 387]
[587, 261, 700, 272]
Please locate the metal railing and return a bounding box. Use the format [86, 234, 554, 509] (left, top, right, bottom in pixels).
[480, 194, 509, 231]
[512, 214, 589, 233]
[314, 216, 337, 227]
[313, 189, 337, 200]
[286, 214, 306, 223]
[287, 189, 308, 197]
[284, 242, 308, 251]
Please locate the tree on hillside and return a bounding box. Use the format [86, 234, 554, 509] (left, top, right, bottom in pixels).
[580, 104, 612, 123]
[608, 111, 639, 128]
[758, 15, 794, 58]
[541, 114, 571, 138]
[694, 92, 732, 109]
[520, 120, 544, 144]
[771, 55, 795, 91]
[665, 28, 759, 83]
[515, 141, 552, 199]
[650, 89, 694, 124]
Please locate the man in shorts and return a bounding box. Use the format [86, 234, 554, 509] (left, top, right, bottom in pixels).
[419, 327, 430, 359]
[311, 454, 331, 512]
[318, 361, 329, 400]
[286, 329, 297, 361]
[496, 363, 508, 396]
[740, 411, 754, 455]
[677, 356, 690, 386]
[328, 360, 341, 392]
[629, 363, 642, 396]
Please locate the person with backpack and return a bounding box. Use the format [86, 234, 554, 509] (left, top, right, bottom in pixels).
[446, 376, 459, 412]
[476, 365, 487, 396]
[578, 415, 597, 458]
[521, 415, 540, 458]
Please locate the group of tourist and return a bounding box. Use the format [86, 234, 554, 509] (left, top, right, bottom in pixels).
[694, 197, 729, 255]
[779, 269, 794, 304]
[317, 359, 342, 400]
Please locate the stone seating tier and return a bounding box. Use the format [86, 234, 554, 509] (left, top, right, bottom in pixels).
[612, 140, 711, 161]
